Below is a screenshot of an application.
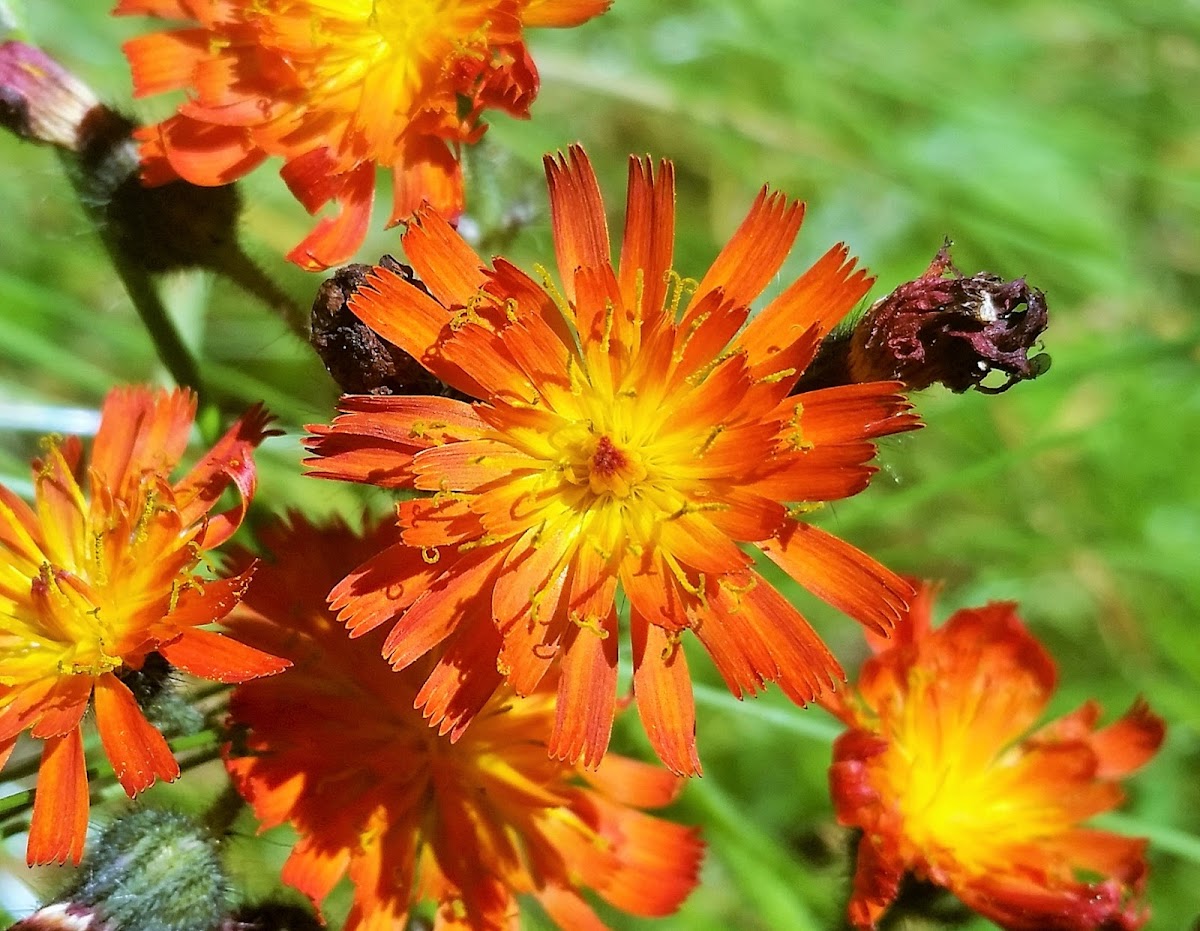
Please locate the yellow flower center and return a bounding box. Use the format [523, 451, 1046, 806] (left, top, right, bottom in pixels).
[248, 0, 503, 165]
[876, 673, 1071, 877]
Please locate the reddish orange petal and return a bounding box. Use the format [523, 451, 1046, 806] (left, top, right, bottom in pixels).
[1089, 698, 1166, 779]
[281, 835, 353, 907]
[416, 614, 505, 740]
[583, 753, 684, 809]
[617, 154, 675, 324]
[738, 243, 874, 365]
[330, 541, 443, 638]
[390, 139, 463, 225]
[760, 522, 913, 636]
[124, 30, 209, 98]
[523, 0, 612, 27]
[631, 612, 701, 776]
[164, 566, 256, 630]
[382, 547, 505, 670]
[535, 885, 607, 930]
[545, 145, 611, 303]
[113, 0, 189, 14]
[28, 675, 92, 739]
[286, 161, 375, 271]
[148, 115, 266, 186]
[28, 728, 88, 866]
[401, 207, 490, 312]
[174, 403, 278, 545]
[90, 386, 194, 491]
[550, 609, 618, 767]
[159, 627, 290, 682]
[690, 187, 804, 313]
[93, 672, 179, 796]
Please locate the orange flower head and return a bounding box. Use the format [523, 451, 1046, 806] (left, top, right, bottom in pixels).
[223, 516, 703, 930]
[0, 386, 288, 866]
[826, 582, 1166, 930]
[305, 145, 922, 774]
[115, 0, 611, 270]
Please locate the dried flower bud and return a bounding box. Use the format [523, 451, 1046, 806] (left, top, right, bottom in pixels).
[797, 243, 1050, 394]
[310, 256, 469, 398]
[0, 41, 99, 151]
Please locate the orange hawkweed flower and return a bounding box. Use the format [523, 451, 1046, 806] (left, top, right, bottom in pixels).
[826, 582, 1166, 931]
[223, 516, 703, 930]
[306, 145, 921, 773]
[0, 386, 288, 866]
[115, 0, 611, 270]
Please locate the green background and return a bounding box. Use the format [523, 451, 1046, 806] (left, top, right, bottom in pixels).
[1, 0, 1197, 928]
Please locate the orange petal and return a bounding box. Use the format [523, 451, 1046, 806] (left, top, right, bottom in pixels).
[93, 673, 179, 796]
[617, 154, 675, 325]
[164, 566, 256, 630]
[544, 145, 611, 304]
[28, 674, 93, 739]
[347, 262, 488, 399]
[382, 547, 505, 670]
[583, 752, 684, 809]
[113, 0, 189, 14]
[1088, 697, 1166, 779]
[399, 204, 486, 307]
[286, 161, 375, 271]
[28, 728, 88, 865]
[159, 627, 290, 682]
[689, 187, 804, 313]
[738, 244, 874, 365]
[535, 885, 608, 931]
[123, 30, 209, 98]
[152, 114, 266, 186]
[550, 609, 618, 768]
[522, 0, 612, 27]
[760, 522, 913, 637]
[175, 403, 278, 545]
[91, 386, 194, 492]
[280, 835, 353, 907]
[587, 795, 704, 917]
[390, 140, 463, 225]
[631, 612, 701, 776]
[330, 541, 443, 638]
[726, 571, 842, 705]
[415, 614, 504, 740]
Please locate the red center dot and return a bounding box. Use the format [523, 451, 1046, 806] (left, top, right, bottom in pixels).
[590, 436, 627, 476]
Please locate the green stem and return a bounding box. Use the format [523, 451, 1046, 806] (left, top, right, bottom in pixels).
[219, 247, 310, 343]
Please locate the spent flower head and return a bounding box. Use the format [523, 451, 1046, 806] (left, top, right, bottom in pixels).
[306, 146, 921, 773]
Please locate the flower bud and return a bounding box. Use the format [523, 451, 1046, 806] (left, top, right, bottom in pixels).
[54, 809, 227, 931]
[115, 652, 204, 738]
[0, 41, 98, 151]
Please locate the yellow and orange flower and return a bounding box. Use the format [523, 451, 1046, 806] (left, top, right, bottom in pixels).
[223, 516, 703, 930]
[115, 0, 611, 270]
[826, 582, 1166, 931]
[0, 386, 288, 866]
[305, 145, 921, 773]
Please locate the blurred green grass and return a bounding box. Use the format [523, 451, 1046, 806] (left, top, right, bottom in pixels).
[1, 0, 1198, 928]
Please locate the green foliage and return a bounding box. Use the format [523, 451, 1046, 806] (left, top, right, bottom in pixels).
[0, 1, 1197, 929]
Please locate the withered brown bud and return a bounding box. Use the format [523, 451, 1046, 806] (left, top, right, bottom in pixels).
[310, 256, 470, 399]
[0, 41, 98, 151]
[797, 243, 1049, 394]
